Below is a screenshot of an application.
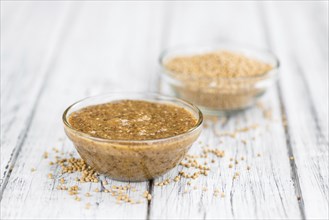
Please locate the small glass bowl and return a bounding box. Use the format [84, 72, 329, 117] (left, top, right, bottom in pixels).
[159, 44, 279, 115]
[62, 93, 203, 182]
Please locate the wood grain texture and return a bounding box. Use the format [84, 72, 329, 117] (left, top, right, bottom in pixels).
[151, 2, 300, 219]
[264, 2, 329, 219]
[1, 1, 168, 219]
[0, 1, 74, 192]
[1, 1, 328, 219]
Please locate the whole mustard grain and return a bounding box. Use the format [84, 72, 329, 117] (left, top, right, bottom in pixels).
[47, 138, 253, 207]
[165, 51, 272, 78]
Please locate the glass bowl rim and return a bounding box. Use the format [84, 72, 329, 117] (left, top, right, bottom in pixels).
[159, 43, 280, 80]
[62, 92, 203, 144]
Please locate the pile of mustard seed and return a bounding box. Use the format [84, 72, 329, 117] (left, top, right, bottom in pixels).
[42, 128, 265, 207]
[68, 100, 197, 140]
[163, 51, 274, 111]
[165, 51, 272, 78]
[46, 148, 149, 205]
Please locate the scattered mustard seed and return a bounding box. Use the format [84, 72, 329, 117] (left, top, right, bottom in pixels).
[85, 192, 91, 197]
[60, 178, 65, 184]
[102, 180, 108, 185]
[85, 203, 91, 209]
[43, 128, 262, 209]
[43, 151, 49, 159]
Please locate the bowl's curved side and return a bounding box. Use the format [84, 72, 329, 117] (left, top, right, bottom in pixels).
[164, 68, 279, 112]
[64, 126, 202, 181]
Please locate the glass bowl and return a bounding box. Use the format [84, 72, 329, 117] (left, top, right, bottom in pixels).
[159, 44, 280, 115]
[62, 93, 203, 182]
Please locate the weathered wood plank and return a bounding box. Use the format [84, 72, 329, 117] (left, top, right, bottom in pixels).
[264, 2, 329, 219]
[1, 1, 170, 219]
[0, 1, 74, 191]
[150, 2, 301, 219]
[1, 1, 327, 219]
[150, 93, 302, 219]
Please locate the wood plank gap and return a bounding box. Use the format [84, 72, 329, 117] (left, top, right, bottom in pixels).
[147, 3, 173, 218]
[258, 3, 306, 219]
[0, 3, 80, 199]
[290, 58, 329, 201]
[203, 211, 206, 220]
[277, 83, 306, 220]
[146, 179, 154, 220]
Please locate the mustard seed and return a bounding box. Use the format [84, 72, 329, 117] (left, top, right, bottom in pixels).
[85, 203, 91, 209]
[102, 180, 108, 185]
[85, 192, 91, 197]
[43, 151, 49, 159]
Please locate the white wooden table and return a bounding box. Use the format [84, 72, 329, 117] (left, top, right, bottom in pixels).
[1, 1, 328, 219]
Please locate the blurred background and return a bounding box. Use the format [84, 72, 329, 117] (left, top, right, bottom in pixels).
[1, 1, 328, 127]
[2, 1, 327, 95]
